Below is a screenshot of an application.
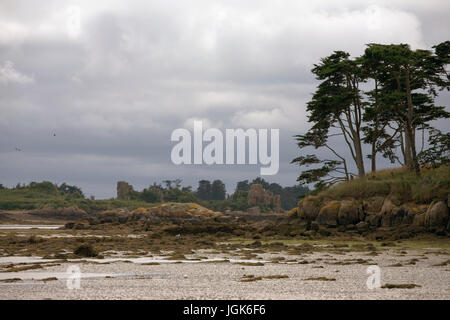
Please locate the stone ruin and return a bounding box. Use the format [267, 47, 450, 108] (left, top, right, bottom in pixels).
[248, 184, 281, 212]
[117, 181, 134, 200]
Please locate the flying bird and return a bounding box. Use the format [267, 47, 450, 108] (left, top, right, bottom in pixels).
[15, 147, 22, 152]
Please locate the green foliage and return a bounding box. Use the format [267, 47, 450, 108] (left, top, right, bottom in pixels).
[236, 180, 250, 191]
[139, 188, 160, 203]
[418, 128, 450, 167]
[58, 183, 84, 198]
[211, 180, 226, 200]
[196, 180, 212, 200]
[29, 181, 58, 194]
[0, 182, 159, 211]
[293, 41, 450, 187]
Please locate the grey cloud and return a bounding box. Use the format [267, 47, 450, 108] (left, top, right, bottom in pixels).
[0, 0, 449, 198]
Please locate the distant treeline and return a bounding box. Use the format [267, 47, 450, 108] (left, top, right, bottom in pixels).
[123, 177, 309, 211]
[0, 179, 309, 211]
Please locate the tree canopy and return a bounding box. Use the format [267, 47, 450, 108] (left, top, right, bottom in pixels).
[293, 41, 450, 189]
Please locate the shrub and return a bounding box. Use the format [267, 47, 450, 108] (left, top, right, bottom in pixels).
[74, 243, 98, 257]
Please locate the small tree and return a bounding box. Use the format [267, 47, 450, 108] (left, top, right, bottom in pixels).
[196, 180, 212, 200]
[211, 180, 226, 200]
[235, 180, 250, 191]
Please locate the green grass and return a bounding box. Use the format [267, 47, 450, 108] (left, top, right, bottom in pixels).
[0, 187, 160, 212]
[317, 165, 449, 204]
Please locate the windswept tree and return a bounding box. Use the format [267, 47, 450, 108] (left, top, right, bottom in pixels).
[291, 128, 351, 189]
[360, 51, 402, 172]
[293, 41, 450, 187]
[304, 51, 366, 177]
[363, 42, 450, 174]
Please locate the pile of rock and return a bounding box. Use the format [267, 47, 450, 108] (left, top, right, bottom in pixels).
[247, 184, 281, 212]
[292, 195, 449, 235]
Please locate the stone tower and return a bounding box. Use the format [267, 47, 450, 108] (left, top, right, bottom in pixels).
[117, 181, 134, 200]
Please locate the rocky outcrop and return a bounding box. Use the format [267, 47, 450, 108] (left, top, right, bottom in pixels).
[316, 201, 340, 226]
[248, 184, 282, 212]
[248, 184, 265, 204]
[117, 181, 134, 200]
[356, 221, 369, 232]
[363, 197, 385, 214]
[298, 196, 321, 220]
[272, 195, 281, 212]
[288, 194, 449, 235]
[379, 199, 406, 227]
[338, 200, 363, 225]
[424, 200, 449, 231]
[378, 200, 427, 228]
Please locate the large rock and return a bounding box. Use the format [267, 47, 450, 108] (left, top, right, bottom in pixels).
[272, 195, 281, 212]
[363, 197, 385, 214]
[356, 221, 369, 233]
[338, 200, 363, 225]
[248, 184, 282, 212]
[412, 213, 426, 228]
[298, 196, 321, 221]
[365, 213, 381, 227]
[400, 204, 426, 226]
[316, 201, 340, 226]
[248, 184, 265, 205]
[424, 201, 449, 231]
[380, 199, 407, 227]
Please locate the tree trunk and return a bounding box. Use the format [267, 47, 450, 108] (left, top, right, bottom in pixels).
[354, 136, 365, 177]
[404, 67, 420, 175]
[403, 125, 413, 169]
[371, 142, 377, 173]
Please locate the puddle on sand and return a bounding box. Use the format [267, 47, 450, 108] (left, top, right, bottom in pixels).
[0, 256, 58, 264]
[0, 225, 63, 230]
[0, 255, 266, 266]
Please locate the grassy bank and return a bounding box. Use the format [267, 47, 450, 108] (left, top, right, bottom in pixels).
[313, 165, 449, 204]
[0, 184, 159, 212]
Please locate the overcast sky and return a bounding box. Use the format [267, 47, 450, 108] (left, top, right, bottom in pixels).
[0, 0, 449, 198]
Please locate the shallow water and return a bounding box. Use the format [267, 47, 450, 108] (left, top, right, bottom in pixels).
[0, 255, 264, 265]
[0, 225, 63, 230]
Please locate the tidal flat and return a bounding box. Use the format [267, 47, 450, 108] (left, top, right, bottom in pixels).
[0, 223, 448, 299]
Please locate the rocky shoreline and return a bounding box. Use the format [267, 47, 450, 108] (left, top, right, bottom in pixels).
[290, 195, 449, 237]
